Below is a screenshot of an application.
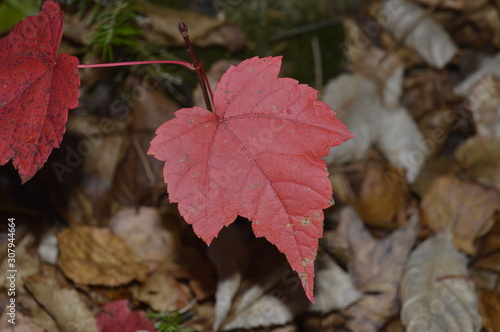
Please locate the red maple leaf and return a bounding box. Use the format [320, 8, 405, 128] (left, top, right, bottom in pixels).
[96, 299, 155, 332]
[0, 1, 80, 183]
[149, 56, 354, 301]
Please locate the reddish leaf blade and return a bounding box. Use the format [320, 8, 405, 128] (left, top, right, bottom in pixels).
[96, 299, 155, 332]
[149, 56, 354, 301]
[0, 1, 80, 183]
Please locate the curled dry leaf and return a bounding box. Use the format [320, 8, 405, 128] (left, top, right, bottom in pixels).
[109, 206, 173, 272]
[57, 226, 148, 286]
[421, 176, 500, 255]
[400, 231, 481, 332]
[377, 0, 458, 69]
[344, 206, 420, 332]
[24, 276, 99, 332]
[322, 73, 428, 183]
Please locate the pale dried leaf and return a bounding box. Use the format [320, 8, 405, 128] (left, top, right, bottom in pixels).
[57, 226, 148, 286]
[378, 0, 458, 68]
[222, 294, 293, 331]
[377, 108, 430, 183]
[24, 276, 98, 332]
[344, 207, 420, 332]
[323, 73, 429, 182]
[109, 206, 172, 272]
[322, 74, 386, 165]
[400, 231, 481, 332]
[421, 176, 500, 254]
[38, 230, 58, 265]
[309, 256, 361, 313]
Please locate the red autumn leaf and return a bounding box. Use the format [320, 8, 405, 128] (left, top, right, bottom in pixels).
[149, 56, 354, 301]
[0, 1, 80, 183]
[96, 299, 155, 332]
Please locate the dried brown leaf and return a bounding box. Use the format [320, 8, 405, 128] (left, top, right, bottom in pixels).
[479, 288, 500, 332]
[344, 207, 420, 332]
[135, 260, 192, 312]
[422, 176, 500, 254]
[400, 231, 481, 332]
[471, 213, 500, 291]
[57, 226, 148, 286]
[24, 276, 98, 332]
[353, 156, 409, 227]
[455, 136, 500, 191]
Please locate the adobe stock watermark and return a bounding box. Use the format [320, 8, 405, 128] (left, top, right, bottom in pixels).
[5, 218, 17, 325]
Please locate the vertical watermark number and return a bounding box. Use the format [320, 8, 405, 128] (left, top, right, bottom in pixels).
[6, 218, 16, 325]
